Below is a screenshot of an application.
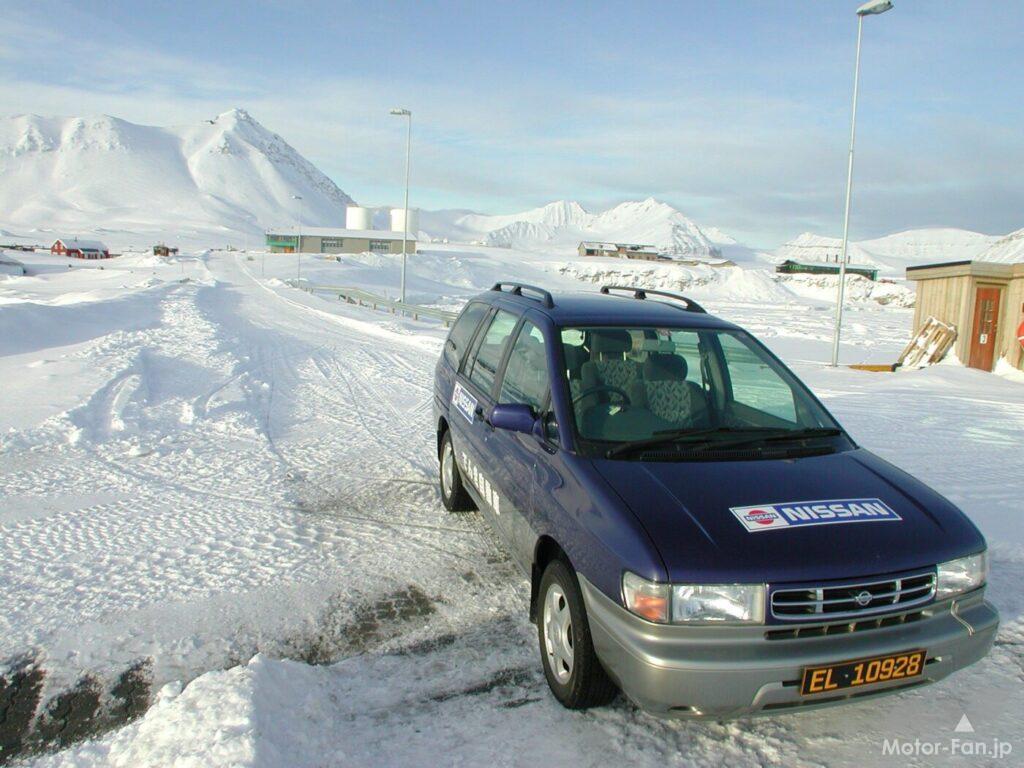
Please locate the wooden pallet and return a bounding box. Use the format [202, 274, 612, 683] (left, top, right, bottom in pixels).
[895, 316, 957, 369]
[848, 363, 896, 373]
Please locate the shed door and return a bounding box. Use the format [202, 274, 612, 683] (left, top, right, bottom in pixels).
[968, 286, 1002, 371]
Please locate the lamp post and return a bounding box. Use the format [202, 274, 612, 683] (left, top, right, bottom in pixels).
[390, 108, 412, 303]
[830, 0, 893, 367]
[291, 194, 303, 282]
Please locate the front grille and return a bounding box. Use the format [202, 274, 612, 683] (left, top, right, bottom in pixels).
[770, 571, 935, 622]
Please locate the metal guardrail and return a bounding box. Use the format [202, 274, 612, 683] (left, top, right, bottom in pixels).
[287, 280, 458, 327]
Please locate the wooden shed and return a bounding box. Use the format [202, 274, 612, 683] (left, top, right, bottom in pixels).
[906, 260, 1024, 372]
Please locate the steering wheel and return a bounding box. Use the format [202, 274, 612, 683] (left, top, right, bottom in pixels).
[572, 384, 632, 408]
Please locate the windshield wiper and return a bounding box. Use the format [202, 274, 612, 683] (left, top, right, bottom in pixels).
[605, 426, 842, 459]
[688, 427, 843, 452]
[606, 427, 784, 458]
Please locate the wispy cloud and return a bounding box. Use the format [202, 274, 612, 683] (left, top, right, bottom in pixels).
[1, 2, 1021, 246]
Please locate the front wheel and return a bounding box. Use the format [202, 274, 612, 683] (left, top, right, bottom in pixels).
[439, 429, 474, 512]
[537, 559, 618, 709]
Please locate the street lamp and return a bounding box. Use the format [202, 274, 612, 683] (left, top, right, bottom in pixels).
[291, 194, 303, 282]
[390, 107, 412, 303]
[830, 0, 893, 367]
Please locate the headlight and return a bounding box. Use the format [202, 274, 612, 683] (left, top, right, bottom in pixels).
[673, 584, 765, 624]
[622, 573, 765, 624]
[936, 552, 987, 599]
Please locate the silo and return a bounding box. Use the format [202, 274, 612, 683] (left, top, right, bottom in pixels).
[389, 207, 419, 235]
[346, 205, 372, 230]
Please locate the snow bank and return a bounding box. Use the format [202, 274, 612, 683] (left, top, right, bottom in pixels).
[777, 273, 915, 308]
[994, 357, 1024, 382]
[0, 253, 26, 276]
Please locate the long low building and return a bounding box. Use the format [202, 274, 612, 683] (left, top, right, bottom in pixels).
[265, 227, 417, 255]
[578, 241, 666, 261]
[775, 259, 879, 281]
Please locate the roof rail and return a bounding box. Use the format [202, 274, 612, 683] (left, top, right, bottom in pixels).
[599, 285, 707, 314]
[491, 282, 555, 308]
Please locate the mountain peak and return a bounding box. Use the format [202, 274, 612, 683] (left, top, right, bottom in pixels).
[441, 197, 719, 257]
[0, 111, 354, 236]
[217, 107, 255, 124]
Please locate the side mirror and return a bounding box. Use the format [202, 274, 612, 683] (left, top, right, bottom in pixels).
[489, 403, 536, 435]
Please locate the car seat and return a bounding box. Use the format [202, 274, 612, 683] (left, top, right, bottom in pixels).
[577, 330, 643, 406]
[642, 353, 710, 427]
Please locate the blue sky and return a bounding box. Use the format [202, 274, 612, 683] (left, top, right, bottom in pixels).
[2, 0, 1022, 246]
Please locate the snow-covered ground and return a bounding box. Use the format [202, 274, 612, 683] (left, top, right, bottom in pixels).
[2, 246, 1022, 767]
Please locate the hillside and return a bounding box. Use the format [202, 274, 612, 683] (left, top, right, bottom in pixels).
[420, 198, 723, 259]
[0, 109, 353, 246]
[975, 228, 1024, 264]
[775, 228, 998, 275]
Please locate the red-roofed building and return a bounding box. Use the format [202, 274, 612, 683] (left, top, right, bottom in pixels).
[51, 238, 110, 259]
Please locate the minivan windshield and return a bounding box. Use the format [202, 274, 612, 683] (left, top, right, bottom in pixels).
[560, 326, 843, 457]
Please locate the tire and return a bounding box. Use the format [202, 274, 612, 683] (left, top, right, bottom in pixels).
[537, 559, 618, 709]
[439, 429, 474, 512]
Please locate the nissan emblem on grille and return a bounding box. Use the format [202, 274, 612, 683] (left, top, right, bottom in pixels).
[771, 572, 936, 622]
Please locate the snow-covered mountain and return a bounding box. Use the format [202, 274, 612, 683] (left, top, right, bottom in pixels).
[0, 109, 353, 243]
[420, 198, 723, 259]
[975, 228, 1024, 264]
[775, 228, 999, 275]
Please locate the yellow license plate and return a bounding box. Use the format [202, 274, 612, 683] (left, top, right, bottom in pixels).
[800, 649, 926, 696]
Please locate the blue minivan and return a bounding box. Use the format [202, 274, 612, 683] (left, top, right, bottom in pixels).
[432, 282, 997, 718]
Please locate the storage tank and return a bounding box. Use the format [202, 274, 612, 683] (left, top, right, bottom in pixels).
[389, 207, 419, 236]
[346, 205, 372, 230]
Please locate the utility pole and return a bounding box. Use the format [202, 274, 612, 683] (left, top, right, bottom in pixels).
[292, 194, 303, 283]
[831, 0, 894, 367]
[390, 108, 412, 303]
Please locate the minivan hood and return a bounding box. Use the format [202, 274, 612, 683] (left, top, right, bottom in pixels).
[593, 448, 985, 584]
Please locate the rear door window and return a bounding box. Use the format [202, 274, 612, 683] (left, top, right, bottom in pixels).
[444, 302, 488, 370]
[467, 310, 519, 396]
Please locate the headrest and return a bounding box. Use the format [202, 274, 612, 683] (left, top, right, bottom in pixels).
[520, 335, 544, 362]
[644, 353, 688, 381]
[590, 330, 633, 357]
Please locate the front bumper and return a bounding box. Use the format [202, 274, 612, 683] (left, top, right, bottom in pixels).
[580, 575, 998, 719]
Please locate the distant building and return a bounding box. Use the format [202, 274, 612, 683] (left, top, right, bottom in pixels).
[907, 260, 1024, 373]
[153, 244, 179, 257]
[775, 259, 878, 281]
[51, 238, 110, 259]
[675, 257, 736, 268]
[578, 241, 666, 261]
[265, 227, 417, 255]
